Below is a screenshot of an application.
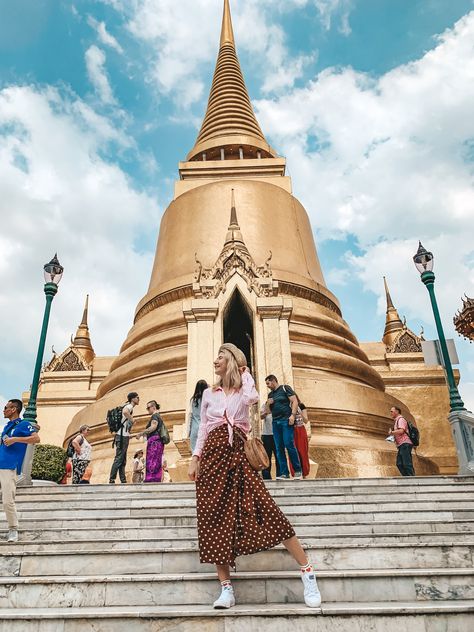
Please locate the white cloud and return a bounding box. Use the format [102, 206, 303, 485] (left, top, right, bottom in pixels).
[313, 0, 354, 35]
[85, 45, 116, 104]
[100, 0, 312, 107]
[255, 12, 474, 407]
[87, 16, 124, 54]
[0, 85, 159, 394]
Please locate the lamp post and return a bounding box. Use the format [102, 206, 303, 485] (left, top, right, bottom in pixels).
[413, 242, 465, 412]
[23, 254, 64, 421]
[19, 255, 63, 486]
[413, 242, 474, 474]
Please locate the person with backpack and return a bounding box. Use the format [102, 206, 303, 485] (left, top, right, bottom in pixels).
[136, 400, 170, 483]
[265, 375, 303, 480]
[109, 392, 139, 484]
[71, 425, 92, 484]
[388, 406, 416, 476]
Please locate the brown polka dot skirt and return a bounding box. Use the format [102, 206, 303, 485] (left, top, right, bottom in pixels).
[196, 425, 295, 566]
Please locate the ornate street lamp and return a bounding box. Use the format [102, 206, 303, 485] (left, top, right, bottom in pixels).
[413, 242, 464, 412]
[413, 242, 474, 475]
[23, 254, 64, 422]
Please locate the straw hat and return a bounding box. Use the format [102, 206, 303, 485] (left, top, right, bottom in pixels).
[219, 343, 247, 368]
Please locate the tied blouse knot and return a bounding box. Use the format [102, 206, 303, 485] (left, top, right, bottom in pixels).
[192, 371, 259, 458]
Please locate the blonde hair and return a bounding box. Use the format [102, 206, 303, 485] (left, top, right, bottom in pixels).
[214, 344, 246, 391]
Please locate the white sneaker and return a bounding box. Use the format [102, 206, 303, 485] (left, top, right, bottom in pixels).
[293, 471, 303, 480]
[213, 586, 235, 609]
[7, 529, 18, 543]
[301, 570, 321, 608]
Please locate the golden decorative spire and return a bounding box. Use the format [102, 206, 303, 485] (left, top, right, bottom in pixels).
[225, 189, 245, 246]
[382, 277, 404, 347]
[72, 295, 95, 364]
[220, 0, 235, 47]
[187, 0, 276, 161]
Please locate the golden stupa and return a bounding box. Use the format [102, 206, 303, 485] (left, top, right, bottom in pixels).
[44, 0, 458, 480]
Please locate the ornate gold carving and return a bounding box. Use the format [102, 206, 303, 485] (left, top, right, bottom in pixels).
[454, 295, 474, 342]
[50, 349, 88, 372]
[193, 244, 278, 299]
[388, 330, 423, 354]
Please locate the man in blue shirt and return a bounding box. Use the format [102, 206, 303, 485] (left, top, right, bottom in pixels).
[265, 375, 302, 480]
[0, 399, 40, 542]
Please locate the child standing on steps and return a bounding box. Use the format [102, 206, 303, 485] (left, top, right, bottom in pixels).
[188, 343, 321, 610]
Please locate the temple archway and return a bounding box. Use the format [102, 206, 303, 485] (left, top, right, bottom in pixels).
[223, 289, 255, 372]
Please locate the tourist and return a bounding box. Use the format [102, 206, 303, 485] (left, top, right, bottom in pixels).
[265, 375, 302, 480]
[109, 392, 139, 484]
[189, 379, 209, 452]
[71, 425, 92, 484]
[188, 343, 321, 610]
[136, 400, 166, 483]
[0, 399, 40, 542]
[260, 401, 280, 480]
[388, 406, 415, 476]
[289, 395, 311, 479]
[132, 449, 145, 483]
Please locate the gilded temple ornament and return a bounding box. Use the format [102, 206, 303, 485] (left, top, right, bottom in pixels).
[454, 295, 474, 342]
[193, 193, 278, 299]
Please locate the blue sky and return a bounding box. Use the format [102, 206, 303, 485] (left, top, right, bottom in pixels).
[0, 0, 473, 413]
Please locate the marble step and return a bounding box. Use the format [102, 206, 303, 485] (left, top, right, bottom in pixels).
[13, 484, 474, 503]
[3, 519, 474, 542]
[0, 601, 473, 632]
[12, 508, 474, 529]
[3, 542, 473, 577]
[9, 491, 474, 512]
[12, 498, 474, 519]
[0, 569, 472, 608]
[0, 531, 472, 554]
[19, 475, 474, 494]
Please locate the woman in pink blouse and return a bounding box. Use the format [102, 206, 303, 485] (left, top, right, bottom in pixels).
[188, 343, 321, 610]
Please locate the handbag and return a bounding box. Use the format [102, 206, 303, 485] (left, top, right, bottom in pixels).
[224, 411, 269, 472]
[244, 436, 270, 472]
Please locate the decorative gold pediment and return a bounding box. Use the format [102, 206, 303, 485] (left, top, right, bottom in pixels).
[46, 348, 89, 372]
[387, 328, 423, 354]
[193, 191, 278, 299]
[194, 246, 277, 299]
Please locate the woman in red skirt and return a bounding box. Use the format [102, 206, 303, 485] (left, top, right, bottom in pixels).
[188, 343, 321, 610]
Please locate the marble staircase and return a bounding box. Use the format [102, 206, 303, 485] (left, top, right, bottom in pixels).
[0, 476, 473, 631]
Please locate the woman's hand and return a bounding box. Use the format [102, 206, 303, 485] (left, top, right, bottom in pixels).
[188, 456, 200, 481]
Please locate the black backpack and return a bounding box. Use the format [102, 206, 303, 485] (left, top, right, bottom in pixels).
[107, 406, 124, 433]
[407, 422, 420, 447]
[66, 435, 83, 458]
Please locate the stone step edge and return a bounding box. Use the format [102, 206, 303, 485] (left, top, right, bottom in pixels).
[10, 518, 474, 530]
[0, 531, 470, 548]
[10, 497, 474, 508]
[1, 567, 472, 585]
[1, 600, 473, 619]
[4, 541, 474, 557]
[12, 483, 474, 501]
[20, 475, 474, 487]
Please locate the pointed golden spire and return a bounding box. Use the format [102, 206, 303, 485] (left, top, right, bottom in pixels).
[73, 295, 95, 364]
[220, 0, 235, 47]
[382, 277, 404, 347]
[225, 188, 245, 246]
[187, 0, 276, 161]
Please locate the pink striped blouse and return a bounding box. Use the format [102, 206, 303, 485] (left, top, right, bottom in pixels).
[192, 370, 259, 458]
